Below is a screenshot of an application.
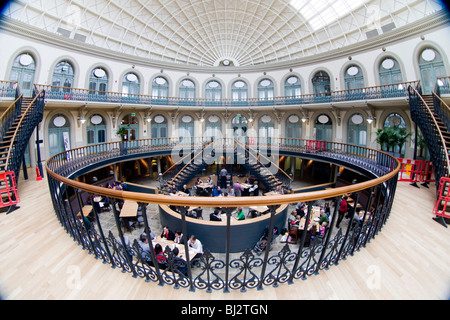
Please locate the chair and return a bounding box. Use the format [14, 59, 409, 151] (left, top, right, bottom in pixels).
[288, 225, 299, 244]
[136, 208, 144, 227]
[195, 208, 203, 219]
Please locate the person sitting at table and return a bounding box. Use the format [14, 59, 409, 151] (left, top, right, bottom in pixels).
[161, 226, 175, 241]
[138, 233, 152, 264]
[323, 202, 331, 217]
[287, 210, 297, 229]
[319, 221, 328, 237]
[206, 176, 213, 186]
[233, 180, 243, 197]
[275, 185, 284, 194]
[227, 185, 235, 197]
[249, 181, 259, 196]
[172, 247, 187, 276]
[291, 215, 301, 228]
[188, 234, 203, 259]
[318, 209, 329, 225]
[174, 230, 184, 244]
[212, 186, 223, 197]
[235, 207, 245, 220]
[153, 243, 167, 269]
[181, 184, 191, 196]
[295, 204, 306, 219]
[210, 209, 222, 221]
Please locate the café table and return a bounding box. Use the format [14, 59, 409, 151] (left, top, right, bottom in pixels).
[152, 237, 196, 261]
[119, 200, 139, 218]
[81, 205, 93, 217]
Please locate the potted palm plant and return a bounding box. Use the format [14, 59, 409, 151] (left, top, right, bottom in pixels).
[375, 126, 412, 158]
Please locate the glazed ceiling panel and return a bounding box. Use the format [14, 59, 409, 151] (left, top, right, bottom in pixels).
[1, 0, 446, 66]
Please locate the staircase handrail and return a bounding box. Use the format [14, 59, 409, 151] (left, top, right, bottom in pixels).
[409, 85, 450, 177]
[4, 89, 45, 175]
[233, 138, 284, 188]
[0, 82, 22, 142]
[432, 81, 450, 130]
[167, 140, 214, 186]
[242, 139, 294, 182]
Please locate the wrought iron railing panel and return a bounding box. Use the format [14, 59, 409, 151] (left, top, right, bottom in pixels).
[45, 137, 399, 292]
[36, 81, 418, 109]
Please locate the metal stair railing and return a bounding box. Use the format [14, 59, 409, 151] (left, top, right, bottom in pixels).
[233, 138, 287, 191]
[3, 87, 45, 181]
[408, 84, 450, 194]
[0, 82, 22, 144]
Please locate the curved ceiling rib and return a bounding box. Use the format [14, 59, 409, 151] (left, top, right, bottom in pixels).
[1, 0, 445, 66]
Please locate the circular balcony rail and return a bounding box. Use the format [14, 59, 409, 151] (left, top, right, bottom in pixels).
[45, 137, 400, 292]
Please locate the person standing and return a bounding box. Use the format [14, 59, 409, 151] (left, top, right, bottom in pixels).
[219, 167, 228, 188]
[336, 196, 348, 228]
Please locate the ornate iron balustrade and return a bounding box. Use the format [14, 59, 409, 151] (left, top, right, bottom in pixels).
[0, 80, 19, 99]
[433, 79, 450, 130]
[0, 82, 21, 145]
[436, 76, 450, 96]
[35, 81, 418, 108]
[45, 137, 399, 292]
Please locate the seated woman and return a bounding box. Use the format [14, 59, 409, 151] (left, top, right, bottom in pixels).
[153, 243, 167, 269]
[161, 226, 175, 241]
[234, 207, 245, 220]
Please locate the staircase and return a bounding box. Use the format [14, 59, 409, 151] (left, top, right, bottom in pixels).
[160, 141, 212, 193]
[408, 86, 450, 196]
[0, 89, 45, 213]
[235, 142, 291, 192]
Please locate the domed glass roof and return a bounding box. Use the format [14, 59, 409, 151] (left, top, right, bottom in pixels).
[1, 0, 447, 66]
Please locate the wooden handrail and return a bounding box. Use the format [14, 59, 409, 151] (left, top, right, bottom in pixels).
[45, 141, 400, 208]
[0, 95, 22, 122]
[233, 138, 294, 182]
[410, 86, 450, 177]
[4, 90, 44, 172]
[168, 140, 213, 184]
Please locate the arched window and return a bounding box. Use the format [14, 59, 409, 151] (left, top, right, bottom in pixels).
[383, 113, 408, 154]
[231, 80, 248, 106]
[152, 76, 169, 104]
[312, 71, 331, 102]
[286, 114, 302, 146]
[205, 80, 222, 106]
[379, 57, 403, 85]
[87, 114, 106, 145]
[418, 47, 446, 94]
[258, 114, 274, 145]
[120, 114, 139, 147]
[52, 61, 74, 93]
[347, 113, 367, 147]
[122, 73, 140, 95]
[232, 115, 248, 142]
[285, 76, 301, 104]
[205, 114, 222, 139]
[88, 68, 108, 100]
[151, 114, 168, 145]
[258, 79, 274, 105]
[9, 53, 36, 97]
[344, 65, 364, 90]
[178, 115, 194, 141]
[179, 79, 196, 105]
[314, 114, 333, 142]
[48, 114, 70, 157]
